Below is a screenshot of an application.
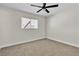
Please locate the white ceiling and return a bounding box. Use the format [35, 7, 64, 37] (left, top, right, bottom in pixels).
[0, 3, 79, 17]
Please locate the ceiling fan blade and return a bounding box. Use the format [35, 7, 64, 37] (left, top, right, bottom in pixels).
[37, 9, 42, 13]
[31, 4, 42, 8]
[45, 9, 50, 13]
[46, 4, 58, 8]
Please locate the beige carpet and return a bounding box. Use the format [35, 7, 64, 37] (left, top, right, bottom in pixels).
[0, 38, 79, 56]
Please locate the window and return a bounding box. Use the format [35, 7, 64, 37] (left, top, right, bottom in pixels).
[21, 17, 38, 29]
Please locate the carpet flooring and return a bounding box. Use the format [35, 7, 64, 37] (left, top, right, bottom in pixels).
[0, 38, 79, 56]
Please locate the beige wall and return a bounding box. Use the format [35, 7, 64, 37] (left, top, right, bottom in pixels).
[46, 6, 79, 47]
[0, 6, 45, 48]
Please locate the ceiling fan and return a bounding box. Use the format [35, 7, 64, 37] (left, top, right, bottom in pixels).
[31, 3, 58, 13]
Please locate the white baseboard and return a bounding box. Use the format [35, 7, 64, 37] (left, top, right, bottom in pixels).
[1, 36, 79, 49]
[47, 36, 79, 48]
[0, 37, 45, 49]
